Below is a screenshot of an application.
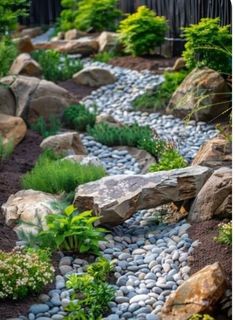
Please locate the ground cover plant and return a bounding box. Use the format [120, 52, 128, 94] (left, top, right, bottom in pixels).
[0, 248, 54, 300]
[21, 150, 106, 193]
[31, 116, 61, 138]
[31, 49, 83, 81]
[215, 221, 232, 246]
[0, 134, 14, 164]
[18, 205, 107, 255]
[118, 6, 168, 56]
[94, 51, 119, 63]
[182, 17, 232, 74]
[63, 104, 96, 132]
[0, 38, 18, 77]
[133, 70, 188, 111]
[65, 258, 115, 319]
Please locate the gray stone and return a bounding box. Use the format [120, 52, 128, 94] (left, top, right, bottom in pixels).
[29, 304, 49, 314]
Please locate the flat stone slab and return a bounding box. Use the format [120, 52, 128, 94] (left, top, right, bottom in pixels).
[74, 165, 211, 226]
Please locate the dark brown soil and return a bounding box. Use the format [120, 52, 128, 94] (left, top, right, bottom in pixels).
[109, 55, 178, 73]
[58, 79, 99, 101]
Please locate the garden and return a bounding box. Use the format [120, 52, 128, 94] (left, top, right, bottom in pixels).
[0, 0, 232, 320]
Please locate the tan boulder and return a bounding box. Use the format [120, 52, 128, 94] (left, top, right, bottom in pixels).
[160, 262, 227, 320]
[64, 29, 87, 40]
[188, 167, 232, 222]
[172, 57, 186, 71]
[97, 31, 119, 52]
[1, 189, 62, 232]
[0, 85, 16, 116]
[17, 27, 43, 39]
[0, 75, 74, 123]
[40, 132, 87, 156]
[167, 68, 231, 121]
[192, 136, 232, 169]
[73, 67, 116, 87]
[96, 113, 121, 127]
[35, 38, 99, 56]
[0, 114, 27, 146]
[9, 53, 42, 77]
[13, 35, 35, 53]
[74, 165, 211, 226]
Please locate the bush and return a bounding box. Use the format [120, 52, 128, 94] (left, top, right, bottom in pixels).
[21, 151, 106, 193]
[31, 49, 83, 81]
[93, 51, 118, 63]
[0, 0, 28, 35]
[0, 134, 14, 163]
[215, 221, 232, 246]
[0, 37, 18, 77]
[182, 18, 232, 74]
[149, 147, 187, 172]
[18, 205, 107, 255]
[87, 257, 114, 281]
[0, 249, 54, 300]
[133, 70, 188, 111]
[63, 104, 96, 132]
[58, 0, 80, 32]
[118, 6, 168, 56]
[88, 122, 166, 159]
[31, 116, 61, 138]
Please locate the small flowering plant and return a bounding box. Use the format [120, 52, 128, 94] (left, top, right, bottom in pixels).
[215, 221, 232, 246]
[0, 248, 54, 300]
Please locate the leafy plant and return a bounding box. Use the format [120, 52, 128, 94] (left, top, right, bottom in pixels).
[87, 257, 114, 281]
[133, 70, 188, 111]
[188, 314, 215, 320]
[93, 50, 118, 63]
[0, 248, 54, 300]
[31, 116, 61, 138]
[182, 18, 232, 74]
[65, 272, 115, 319]
[0, 134, 14, 163]
[149, 147, 187, 172]
[0, 37, 18, 77]
[88, 122, 166, 159]
[63, 104, 96, 132]
[31, 49, 83, 81]
[118, 6, 168, 56]
[215, 221, 232, 246]
[21, 151, 106, 193]
[0, 0, 28, 36]
[74, 0, 122, 32]
[58, 0, 80, 32]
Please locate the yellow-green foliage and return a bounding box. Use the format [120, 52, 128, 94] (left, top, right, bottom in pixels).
[118, 6, 168, 56]
[188, 314, 215, 320]
[0, 38, 18, 77]
[0, 134, 14, 162]
[215, 221, 232, 246]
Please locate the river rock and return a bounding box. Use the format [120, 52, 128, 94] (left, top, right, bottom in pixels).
[74, 166, 211, 226]
[188, 167, 232, 222]
[160, 262, 227, 320]
[73, 67, 116, 87]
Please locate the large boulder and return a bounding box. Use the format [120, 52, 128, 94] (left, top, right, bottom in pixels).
[13, 35, 35, 53]
[35, 38, 99, 56]
[74, 165, 211, 226]
[0, 114, 27, 146]
[9, 53, 42, 77]
[64, 29, 87, 40]
[167, 68, 231, 121]
[0, 75, 74, 123]
[1, 189, 62, 232]
[0, 85, 16, 116]
[160, 262, 227, 320]
[73, 67, 116, 87]
[97, 31, 120, 52]
[188, 167, 232, 222]
[16, 27, 43, 39]
[192, 136, 232, 170]
[40, 132, 87, 156]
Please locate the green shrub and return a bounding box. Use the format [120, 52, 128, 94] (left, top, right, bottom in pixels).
[31, 49, 83, 81]
[0, 249, 54, 300]
[0, 37, 18, 77]
[87, 257, 114, 281]
[65, 271, 115, 319]
[188, 314, 215, 320]
[118, 6, 168, 56]
[74, 0, 122, 32]
[93, 50, 118, 63]
[31, 116, 61, 138]
[18, 205, 107, 255]
[0, 0, 28, 35]
[215, 221, 232, 246]
[0, 134, 14, 163]
[63, 104, 96, 132]
[58, 0, 80, 32]
[21, 151, 106, 193]
[182, 18, 232, 74]
[88, 122, 166, 159]
[133, 70, 188, 111]
[149, 147, 187, 172]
